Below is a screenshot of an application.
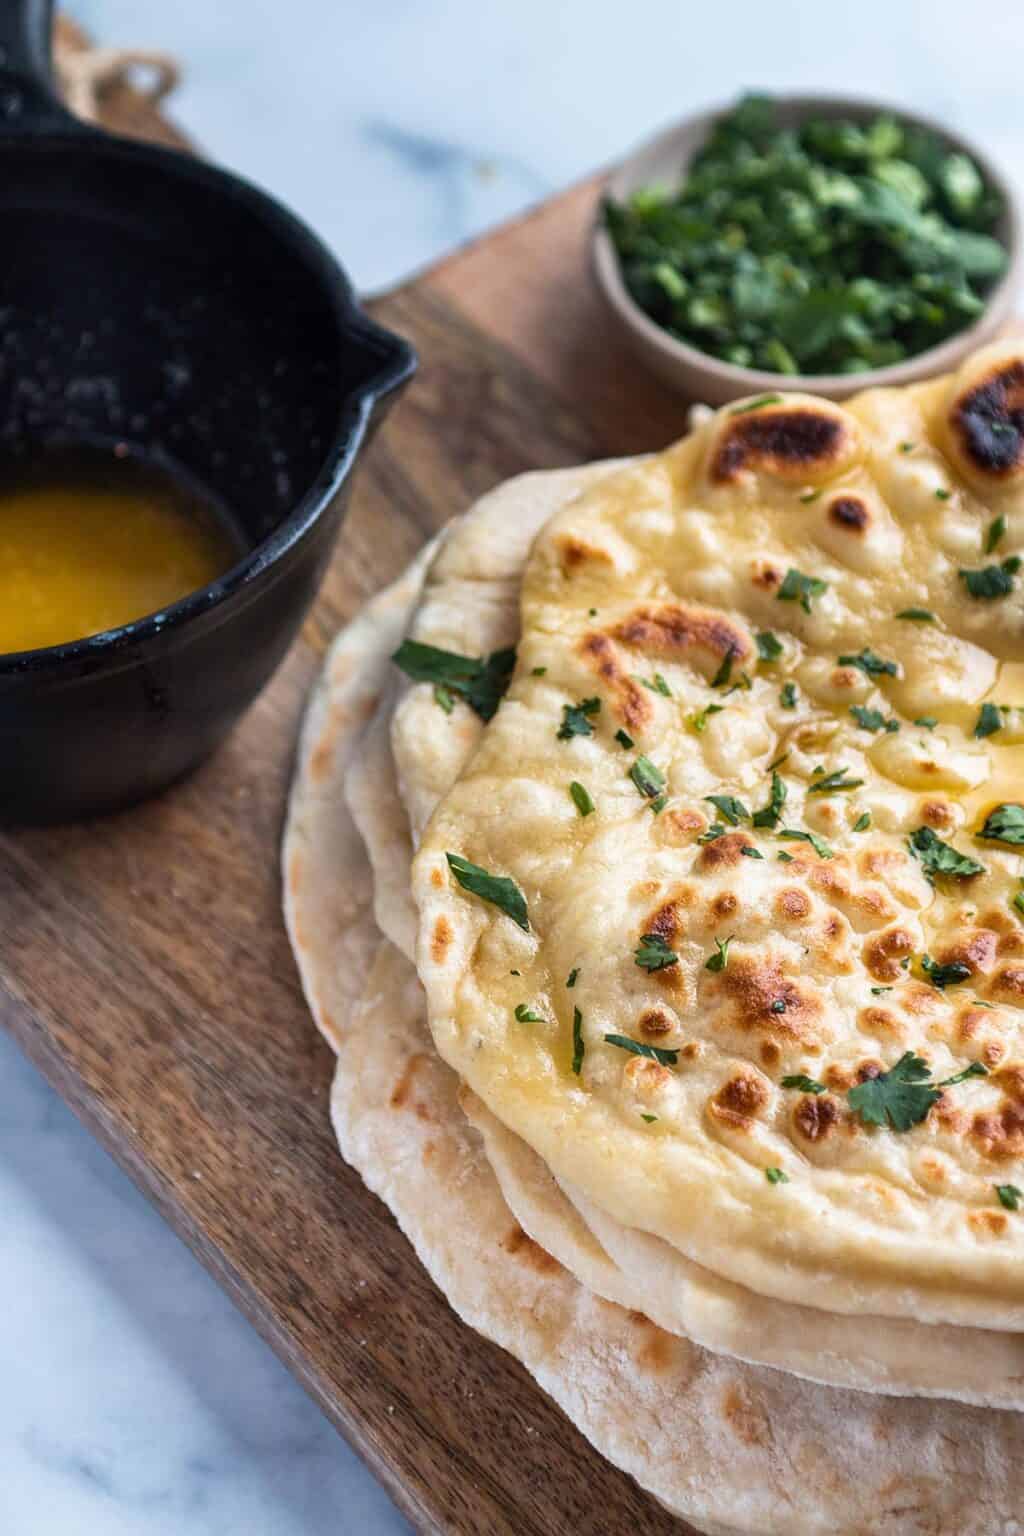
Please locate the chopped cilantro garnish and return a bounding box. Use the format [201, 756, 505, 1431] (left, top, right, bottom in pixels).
[699, 823, 727, 843]
[393, 639, 516, 722]
[741, 845, 764, 859]
[908, 826, 985, 880]
[871, 985, 893, 995]
[986, 514, 1008, 553]
[569, 780, 595, 817]
[978, 803, 1024, 847]
[636, 671, 672, 696]
[514, 1004, 544, 1023]
[558, 696, 601, 739]
[1014, 882, 1024, 923]
[778, 567, 828, 614]
[765, 1167, 789, 1185]
[899, 442, 915, 453]
[807, 768, 864, 795]
[649, 792, 668, 815]
[847, 1053, 984, 1132]
[614, 728, 634, 749]
[973, 701, 1002, 739]
[752, 771, 787, 828]
[778, 827, 833, 859]
[896, 608, 935, 623]
[779, 682, 798, 709]
[634, 933, 679, 972]
[921, 954, 971, 990]
[770, 999, 787, 1013]
[959, 557, 1020, 600]
[837, 647, 898, 678]
[688, 702, 724, 734]
[777, 850, 795, 863]
[604, 1033, 679, 1066]
[445, 853, 530, 931]
[641, 1113, 659, 1124]
[711, 646, 737, 688]
[853, 812, 872, 832]
[704, 793, 749, 825]
[731, 393, 783, 413]
[531, 665, 547, 676]
[850, 704, 898, 733]
[914, 715, 938, 730]
[940, 1061, 989, 1086]
[996, 1184, 1022, 1211]
[630, 755, 666, 799]
[799, 488, 821, 504]
[756, 630, 784, 662]
[705, 936, 733, 972]
[566, 967, 579, 988]
[571, 1007, 585, 1076]
[767, 752, 790, 772]
[935, 487, 952, 501]
[781, 1074, 826, 1094]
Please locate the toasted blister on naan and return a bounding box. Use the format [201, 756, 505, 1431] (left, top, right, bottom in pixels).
[413, 344, 1024, 1329]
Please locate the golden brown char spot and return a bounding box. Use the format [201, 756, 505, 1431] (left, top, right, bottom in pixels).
[858, 848, 908, 880]
[711, 406, 851, 485]
[857, 1006, 901, 1037]
[390, 1053, 435, 1122]
[807, 861, 852, 902]
[431, 914, 453, 965]
[760, 1040, 782, 1068]
[714, 953, 824, 1042]
[774, 887, 813, 922]
[937, 928, 998, 977]
[630, 879, 662, 901]
[680, 1041, 703, 1062]
[628, 1312, 676, 1376]
[921, 799, 956, 833]
[644, 892, 691, 948]
[863, 926, 916, 983]
[998, 931, 1024, 959]
[696, 831, 759, 872]
[793, 1092, 841, 1143]
[557, 532, 613, 572]
[969, 1209, 1010, 1237]
[610, 602, 752, 673]
[983, 1039, 1007, 1069]
[950, 359, 1024, 478]
[639, 1007, 674, 1038]
[830, 666, 861, 691]
[850, 886, 898, 925]
[969, 1100, 1024, 1161]
[750, 560, 783, 591]
[711, 891, 740, 921]
[709, 1069, 770, 1129]
[623, 1056, 673, 1095]
[502, 1224, 562, 1274]
[661, 807, 707, 844]
[720, 1384, 769, 1448]
[987, 964, 1024, 1004]
[430, 866, 445, 890]
[578, 631, 651, 732]
[828, 495, 869, 532]
[918, 1155, 946, 1184]
[996, 1063, 1024, 1101]
[901, 983, 945, 1017]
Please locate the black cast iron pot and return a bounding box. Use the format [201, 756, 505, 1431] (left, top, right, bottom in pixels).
[0, 0, 415, 822]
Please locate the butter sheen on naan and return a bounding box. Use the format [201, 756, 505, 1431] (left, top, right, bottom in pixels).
[413, 343, 1024, 1328]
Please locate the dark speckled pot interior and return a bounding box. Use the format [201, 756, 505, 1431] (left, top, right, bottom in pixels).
[0, 0, 415, 822]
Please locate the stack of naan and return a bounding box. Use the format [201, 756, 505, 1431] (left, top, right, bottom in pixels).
[285, 341, 1024, 1534]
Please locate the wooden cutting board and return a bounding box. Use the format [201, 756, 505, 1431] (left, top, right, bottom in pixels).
[2, 27, 699, 1536]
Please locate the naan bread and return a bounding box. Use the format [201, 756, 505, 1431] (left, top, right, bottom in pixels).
[339, 470, 1024, 1405]
[413, 343, 1024, 1328]
[283, 550, 1024, 1532]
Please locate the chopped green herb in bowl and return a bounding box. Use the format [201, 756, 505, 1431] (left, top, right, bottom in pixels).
[594, 94, 1019, 403]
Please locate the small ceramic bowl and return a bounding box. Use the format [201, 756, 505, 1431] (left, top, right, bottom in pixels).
[0, 0, 414, 823]
[593, 95, 1022, 405]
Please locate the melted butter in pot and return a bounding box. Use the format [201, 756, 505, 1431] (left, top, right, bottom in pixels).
[0, 444, 243, 654]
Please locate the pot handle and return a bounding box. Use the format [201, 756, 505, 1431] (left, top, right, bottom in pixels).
[0, 0, 81, 132]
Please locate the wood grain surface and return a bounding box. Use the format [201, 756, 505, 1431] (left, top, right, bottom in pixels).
[1, 26, 698, 1535]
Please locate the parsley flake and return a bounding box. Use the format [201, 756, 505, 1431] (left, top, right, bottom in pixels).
[959, 557, 1020, 600]
[780, 682, 798, 709]
[756, 630, 784, 662]
[845, 1051, 982, 1133]
[978, 803, 1024, 847]
[778, 567, 828, 614]
[765, 1167, 789, 1185]
[636, 671, 673, 696]
[630, 755, 666, 800]
[705, 936, 733, 973]
[689, 703, 724, 734]
[514, 1004, 544, 1023]
[558, 696, 601, 739]
[778, 827, 833, 859]
[850, 704, 898, 733]
[837, 647, 898, 678]
[569, 780, 595, 817]
[531, 665, 547, 677]
[635, 933, 679, 972]
[752, 771, 787, 828]
[614, 728, 634, 749]
[996, 1184, 1022, 1212]
[974, 702, 1002, 739]
[604, 1033, 679, 1066]
[921, 954, 971, 990]
[914, 715, 938, 730]
[641, 1113, 659, 1124]
[908, 826, 985, 880]
[704, 793, 749, 825]
[896, 608, 936, 623]
[445, 853, 529, 931]
[711, 647, 737, 689]
[731, 393, 782, 414]
[393, 639, 515, 722]
[566, 967, 579, 988]
[781, 1073, 827, 1094]
[807, 768, 864, 795]
[572, 1007, 585, 1075]
[853, 812, 872, 832]
[935, 487, 952, 501]
[986, 514, 1008, 553]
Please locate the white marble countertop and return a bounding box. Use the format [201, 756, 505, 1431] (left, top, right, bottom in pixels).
[5, 2, 1024, 1531]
